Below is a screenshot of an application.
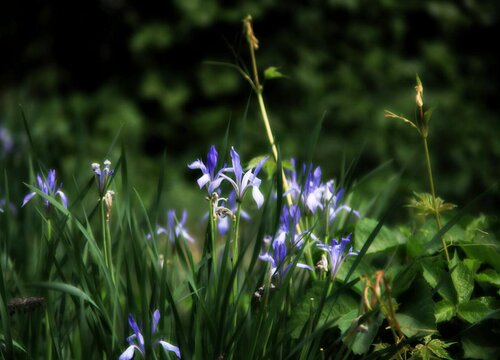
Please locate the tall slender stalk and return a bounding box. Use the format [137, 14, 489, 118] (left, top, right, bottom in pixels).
[423, 136, 448, 261]
[244, 16, 296, 217]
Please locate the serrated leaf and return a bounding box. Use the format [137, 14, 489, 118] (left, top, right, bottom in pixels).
[354, 218, 404, 254]
[407, 192, 456, 217]
[460, 216, 500, 271]
[264, 66, 286, 80]
[421, 258, 457, 304]
[457, 297, 500, 323]
[427, 338, 454, 360]
[435, 299, 455, 323]
[450, 253, 474, 304]
[476, 269, 500, 287]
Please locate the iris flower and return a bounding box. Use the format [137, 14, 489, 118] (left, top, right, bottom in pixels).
[119, 309, 180, 360]
[91, 160, 114, 195]
[323, 181, 361, 222]
[22, 169, 68, 209]
[188, 145, 225, 194]
[220, 147, 267, 208]
[317, 234, 358, 281]
[286, 160, 324, 213]
[154, 210, 195, 243]
[259, 234, 312, 278]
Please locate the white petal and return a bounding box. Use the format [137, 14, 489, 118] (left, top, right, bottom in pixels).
[158, 340, 181, 358]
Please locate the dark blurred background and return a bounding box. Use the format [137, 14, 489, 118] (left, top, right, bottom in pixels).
[1, 0, 498, 222]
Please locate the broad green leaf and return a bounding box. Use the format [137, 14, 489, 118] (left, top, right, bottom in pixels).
[450, 253, 474, 304]
[396, 278, 436, 337]
[435, 299, 455, 323]
[464, 258, 481, 275]
[390, 262, 419, 298]
[475, 269, 500, 287]
[421, 258, 456, 304]
[457, 297, 500, 323]
[354, 218, 404, 254]
[264, 66, 287, 80]
[460, 215, 500, 271]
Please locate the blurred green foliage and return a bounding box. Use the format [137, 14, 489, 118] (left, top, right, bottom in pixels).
[1, 0, 498, 219]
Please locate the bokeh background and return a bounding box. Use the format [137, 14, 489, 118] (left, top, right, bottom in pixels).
[1, 0, 498, 224]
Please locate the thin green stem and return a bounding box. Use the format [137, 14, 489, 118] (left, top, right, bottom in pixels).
[209, 199, 218, 275]
[245, 18, 297, 222]
[422, 137, 450, 262]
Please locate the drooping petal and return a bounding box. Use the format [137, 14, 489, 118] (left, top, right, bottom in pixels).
[119, 345, 141, 360]
[258, 253, 276, 270]
[196, 174, 211, 189]
[22, 192, 37, 207]
[156, 226, 168, 236]
[296, 263, 314, 271]
[252, 186, 264, 209]
[56, 190, 68, 208]
[158, 340, 181, 359]
[207, 176, 224, 194]
[187, 159, 206, 171]
[180, 228, 195, 243]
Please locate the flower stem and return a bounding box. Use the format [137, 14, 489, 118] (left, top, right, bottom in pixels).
[208, 200, 218, 275]
[422, 137, 450, 262]
[245, 17, 297, 222]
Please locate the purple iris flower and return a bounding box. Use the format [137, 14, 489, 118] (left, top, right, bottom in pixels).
[317, 234, 358, 281]
[217, 191, 250, 235]
[119, 309, 180, 359]
[259, 233, 312, 278]
[279, 204, 301, 246]
[188, 145, 225, 194]
[323, 181, 361, 222]
[286, 160, 323, 213]
[22, 169, 68, 209]
[154, 210, 195, 243]
[92, 160, 114, 195]
[220, 147, 268, 208]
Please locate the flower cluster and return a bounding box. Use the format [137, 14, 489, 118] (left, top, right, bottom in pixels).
[286, 160, 360, 221]
[119, 309, 180, 359]
[189, 146, 267, 232]
[22, 169, 68, 210]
